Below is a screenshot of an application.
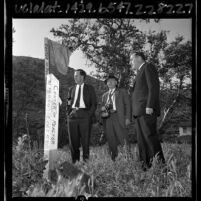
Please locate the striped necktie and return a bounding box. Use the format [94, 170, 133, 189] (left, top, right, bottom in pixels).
[108, 90, 113, 105]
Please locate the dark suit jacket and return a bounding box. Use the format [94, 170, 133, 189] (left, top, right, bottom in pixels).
[66, 83, 97, 123]
[131, 63, 160, 117]
[102, 88, 131, 128]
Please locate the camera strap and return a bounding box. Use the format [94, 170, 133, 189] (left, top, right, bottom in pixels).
[107, 88, 116, 106]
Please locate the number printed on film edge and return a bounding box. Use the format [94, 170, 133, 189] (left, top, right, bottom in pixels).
[14, 0, 194, 16]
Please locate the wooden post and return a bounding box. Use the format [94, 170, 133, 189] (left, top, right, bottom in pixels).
[43, 37, 59, 180]
[43, 38, 64, 180]
[44, 38, 49, 84]
[43, 37, 49, 179]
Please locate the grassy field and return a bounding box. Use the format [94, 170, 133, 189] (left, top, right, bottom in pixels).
[15, 142, 192, 197]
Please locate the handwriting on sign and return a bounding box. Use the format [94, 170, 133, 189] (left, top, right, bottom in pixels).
[51, 86, 58, 118]
[51, 103, 57, 118]
[44, 74, 59, 151]
[14, 0, 194, 15]
[51, 120, 56, 145]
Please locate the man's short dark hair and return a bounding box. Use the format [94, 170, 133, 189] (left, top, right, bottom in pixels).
[75, 69, 87, 79]
[132, 51, 146, 61]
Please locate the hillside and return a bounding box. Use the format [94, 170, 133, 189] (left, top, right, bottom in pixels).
[12, 56, 107, 147]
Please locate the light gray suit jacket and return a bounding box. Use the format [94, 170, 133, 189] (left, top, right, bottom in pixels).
[102, 88, 131, 128]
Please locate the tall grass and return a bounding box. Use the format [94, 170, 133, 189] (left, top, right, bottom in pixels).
[12, 138, 191, 197]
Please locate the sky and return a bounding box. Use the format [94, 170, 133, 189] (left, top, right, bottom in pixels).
[12, 19, 192, 75]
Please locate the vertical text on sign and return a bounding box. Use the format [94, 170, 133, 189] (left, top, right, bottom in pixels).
[44, 74, 59, 160]
[49, 75, 59, 149]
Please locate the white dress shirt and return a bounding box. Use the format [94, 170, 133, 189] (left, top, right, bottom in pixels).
[106, 88, 116, 111]
[72, 83, 86, 108]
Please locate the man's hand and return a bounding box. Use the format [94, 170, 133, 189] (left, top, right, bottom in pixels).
[146, 107, 153, 115]
[125, 118, 130, 126]
[101, 106, 106, 111]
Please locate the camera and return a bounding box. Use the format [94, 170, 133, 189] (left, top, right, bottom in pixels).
[101, 103, 113, 118]
[105, 103, 113, 111]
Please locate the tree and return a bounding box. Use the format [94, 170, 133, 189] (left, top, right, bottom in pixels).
[50, 19, 192, 138]
[50, 19, 150, 88]
[146, 30, 168, 70]
[158, 36, 192, 132]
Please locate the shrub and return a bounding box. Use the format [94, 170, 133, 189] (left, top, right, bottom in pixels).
[12, 135, 47, 197]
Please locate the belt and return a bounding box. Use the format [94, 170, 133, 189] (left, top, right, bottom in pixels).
[110, 110, 117, 114]
[73, 108, 88, 111]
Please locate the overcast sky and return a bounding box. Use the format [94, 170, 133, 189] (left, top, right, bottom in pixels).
[13, 19, 192, 74]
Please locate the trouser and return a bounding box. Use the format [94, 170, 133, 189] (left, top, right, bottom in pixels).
[135, 114, 165, 167]
[68, 109, 91, 163]
[104, 112, 129, 160]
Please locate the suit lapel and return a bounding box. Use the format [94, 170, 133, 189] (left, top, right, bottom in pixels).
[132, 64, 146, 91]
[105, 88, 119, 105]
[104, 91, 109, 105]
[114, 89, 119, 107]
[71, 86, 76, 104]
[83, 84, 87, 100]
[83, 84, 90, 107]
[103, 88, 119, 106]
[135, 63, 146, 82]
[133, 79, 136, 88]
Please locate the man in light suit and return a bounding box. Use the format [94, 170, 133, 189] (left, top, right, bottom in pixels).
[130, 52, 165, 170]
[101, 74, 131, 161]
[66, 69, 97, 163]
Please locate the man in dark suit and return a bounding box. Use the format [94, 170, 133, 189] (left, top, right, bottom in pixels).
[130, 52, 165, 170]
[66, 69, 97, 163]
[101, 74, 131, 161]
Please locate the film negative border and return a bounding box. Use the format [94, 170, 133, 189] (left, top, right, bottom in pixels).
[12, 0, 195, 18]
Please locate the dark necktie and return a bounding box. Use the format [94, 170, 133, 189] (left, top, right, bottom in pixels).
[75, 85, 81, 108]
